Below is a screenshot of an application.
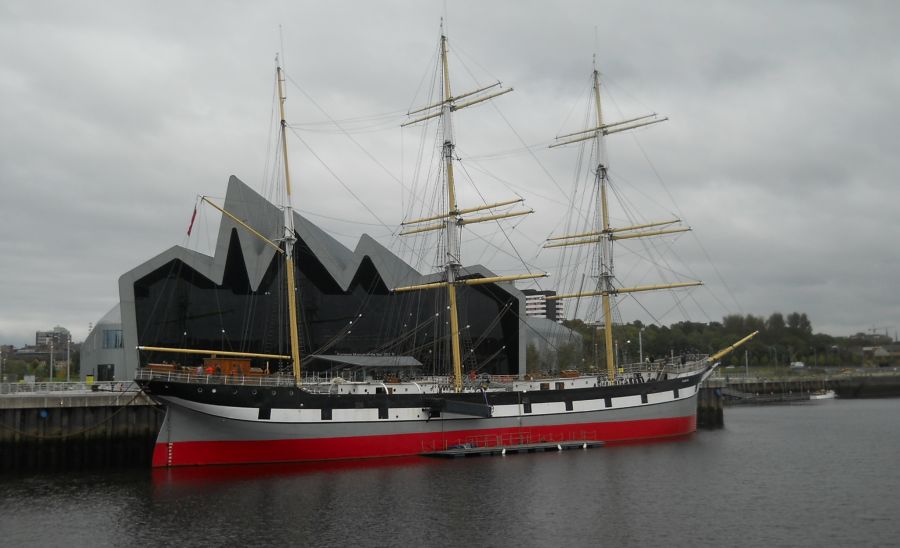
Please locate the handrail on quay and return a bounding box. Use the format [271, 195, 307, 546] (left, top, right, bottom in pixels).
[0, 381, 138, 396]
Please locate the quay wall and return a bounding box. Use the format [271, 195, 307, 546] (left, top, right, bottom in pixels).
[0, 386, 162, 472]
[697, 383, 724, 428]
[828, 375, 900, 398]
[721, 374, 900, 401]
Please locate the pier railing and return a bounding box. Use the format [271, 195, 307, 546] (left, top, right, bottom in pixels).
[0, 381, 137, 395]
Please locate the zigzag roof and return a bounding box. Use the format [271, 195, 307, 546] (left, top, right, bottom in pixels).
[118, 176, 527, 378]
[215, 175, 500, 291]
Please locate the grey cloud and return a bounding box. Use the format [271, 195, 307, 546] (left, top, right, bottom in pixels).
[1, 0, 899, 344]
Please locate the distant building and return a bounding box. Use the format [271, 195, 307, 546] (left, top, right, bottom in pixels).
[35, 326, 71, 349]
[81, 305, 124, 381]
[522, 289, 564, 323]
[862, 344, 900, 367]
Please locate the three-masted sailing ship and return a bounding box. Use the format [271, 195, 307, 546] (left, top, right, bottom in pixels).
[135, 33, 755, 467]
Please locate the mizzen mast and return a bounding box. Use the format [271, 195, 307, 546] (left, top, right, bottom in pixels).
[276, 58, 304, 387]
[394, 30, 545, 392]
[546, 66, 699, 382]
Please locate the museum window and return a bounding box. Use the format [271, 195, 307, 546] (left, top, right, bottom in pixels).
[103, 329, 123, 349]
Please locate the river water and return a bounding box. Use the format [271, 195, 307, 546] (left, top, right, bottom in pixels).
[1, 399, 897, 547]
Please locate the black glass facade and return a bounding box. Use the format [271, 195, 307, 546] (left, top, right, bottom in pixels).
[134, 230, 521, 376]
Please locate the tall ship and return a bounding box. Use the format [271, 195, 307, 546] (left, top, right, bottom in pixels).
[134, 31, 755, 467]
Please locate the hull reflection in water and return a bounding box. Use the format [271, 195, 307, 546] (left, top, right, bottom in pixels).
[150, 456, 432, 490]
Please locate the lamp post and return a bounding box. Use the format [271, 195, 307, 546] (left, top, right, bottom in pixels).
[49, 339, 54, 382]
[66, 334, 71, 383]
[638, 327, 645, 363]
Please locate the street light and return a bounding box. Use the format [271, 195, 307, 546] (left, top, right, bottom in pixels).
[639, 327, 645, 364]
[66, 333, 71, 383]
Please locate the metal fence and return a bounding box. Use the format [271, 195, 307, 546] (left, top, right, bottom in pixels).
[0, 381, 137, 395]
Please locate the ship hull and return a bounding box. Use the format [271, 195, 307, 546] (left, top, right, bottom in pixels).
[141, 371, 707, 467]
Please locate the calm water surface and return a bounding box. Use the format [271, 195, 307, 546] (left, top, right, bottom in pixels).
[1, 399, 897, 547]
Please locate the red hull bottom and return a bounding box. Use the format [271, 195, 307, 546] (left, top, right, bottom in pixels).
[152, 415, 697, 467]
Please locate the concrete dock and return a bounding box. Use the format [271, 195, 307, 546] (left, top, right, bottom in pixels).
[0, 382, 162, 472]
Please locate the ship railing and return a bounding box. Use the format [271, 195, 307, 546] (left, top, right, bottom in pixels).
[139, 368, 662, 392]
[616, 354, 710, 375]
[295, 375, 458, 394]
[135, 369, 298, 387]
[136, 369, 482, 391]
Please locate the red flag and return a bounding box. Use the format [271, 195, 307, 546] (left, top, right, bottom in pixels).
[187, 205, 198, 236]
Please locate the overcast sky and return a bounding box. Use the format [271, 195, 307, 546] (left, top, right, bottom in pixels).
[1, 1, 899, 346]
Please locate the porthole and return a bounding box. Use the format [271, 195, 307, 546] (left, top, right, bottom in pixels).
[271, 390, 277, 396]
[197, 387, 203, 393]
[289, 391, 294, 396]
[251, 389, 257, 395]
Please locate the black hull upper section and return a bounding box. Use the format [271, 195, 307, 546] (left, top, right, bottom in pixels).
[136, 369, 708, 413]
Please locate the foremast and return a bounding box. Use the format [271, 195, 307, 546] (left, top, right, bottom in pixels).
[546, 65, 699, 382]
[276, 62, 304, 387]
[394, 30, 546, 392]
[136, 62, 304, 381]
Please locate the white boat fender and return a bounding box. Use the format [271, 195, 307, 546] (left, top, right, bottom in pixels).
[557, 444, 562, 451]
[501, 448, 506, 456]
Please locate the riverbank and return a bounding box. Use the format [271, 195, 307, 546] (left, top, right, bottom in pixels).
[711, 369, 900, 403]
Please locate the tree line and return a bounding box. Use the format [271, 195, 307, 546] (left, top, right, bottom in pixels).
[533, 312, 885, 372]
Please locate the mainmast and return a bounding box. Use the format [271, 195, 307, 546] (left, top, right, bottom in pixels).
[395, 29, 545, 392]
[546, 64, 699, 382]
[592, 68, 617, 380]
[277, 60, 304, 387]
